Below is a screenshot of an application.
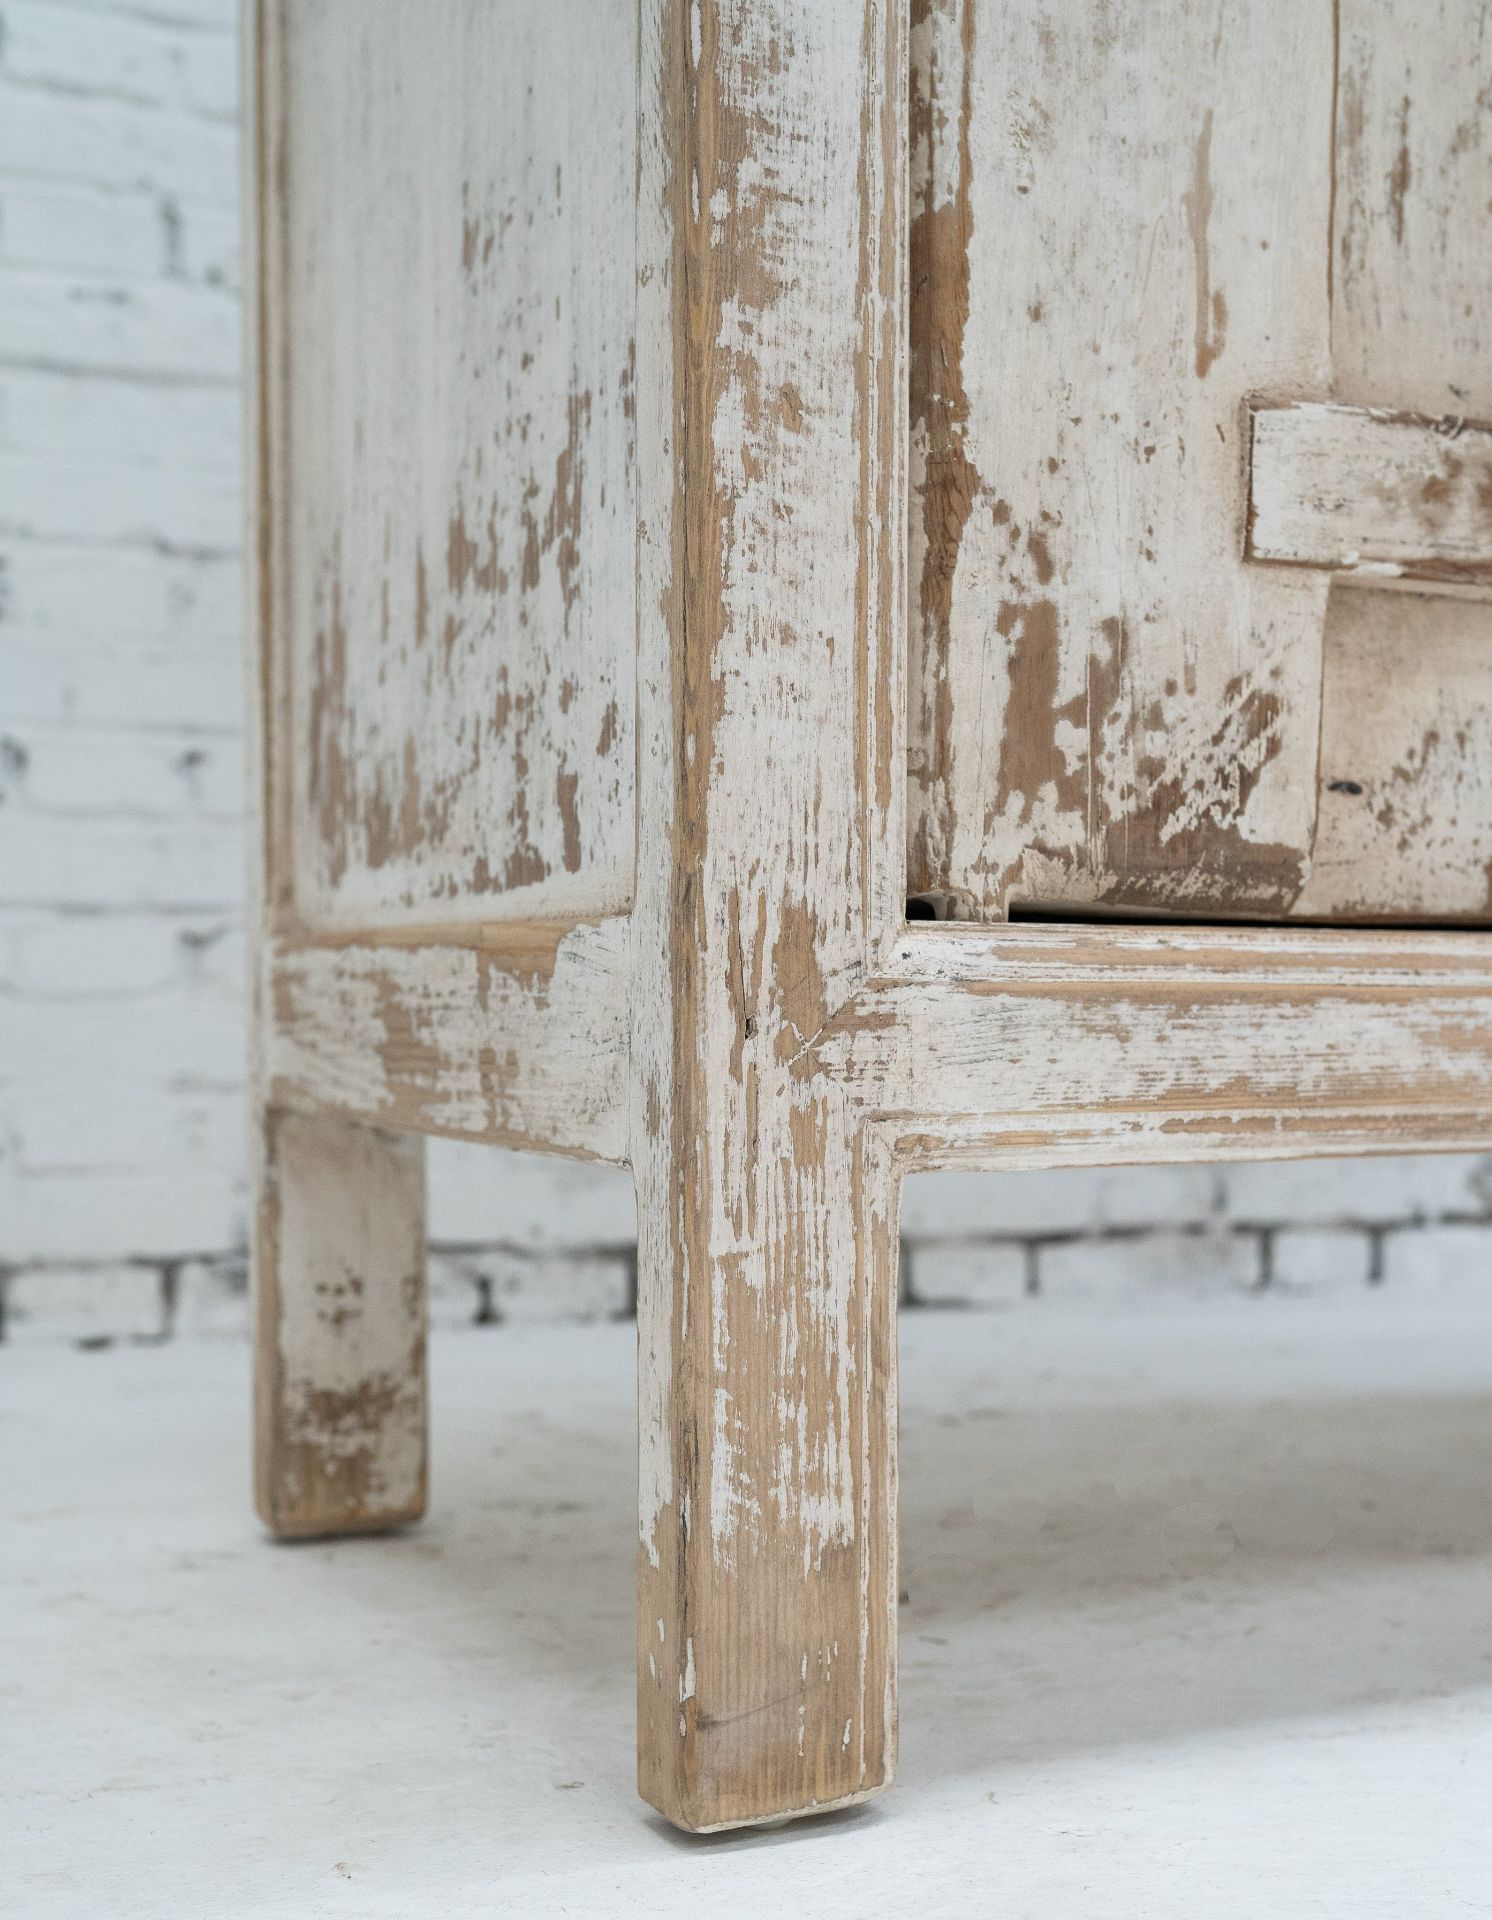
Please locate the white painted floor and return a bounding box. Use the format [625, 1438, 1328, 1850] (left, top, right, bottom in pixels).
[8, 1295, 1492, 1918]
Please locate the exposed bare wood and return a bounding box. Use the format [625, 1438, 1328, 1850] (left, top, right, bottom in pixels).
[1248, 403, 1492, 582]
[248, 3, 431, 1552]
[907, 0, 1492, 928]
[887, 1106, 1492, 1175]
[880, 919, 1492, 990]
[1295, 587, 1492, 920]
[1289, 0, 1492, 923]
[1332, 0, 1492, 417]
[815, 926, 1492, 1153]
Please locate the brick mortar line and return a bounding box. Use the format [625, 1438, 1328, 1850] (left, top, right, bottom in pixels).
[4, 1212, 1490, 1344]
[3, 529, 240, 555]
[0, 72, 234, 121]
[4, 0, 233, 35]
[0, 164, 236, 205]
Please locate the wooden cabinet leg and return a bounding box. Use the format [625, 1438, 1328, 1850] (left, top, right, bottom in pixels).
[636, 1122, 899, 1831]
[631, 0, 904, 1830]
[253, 1107, 427, 1539]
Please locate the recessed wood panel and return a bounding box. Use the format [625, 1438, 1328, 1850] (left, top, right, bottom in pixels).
[265, 0, 635, 928]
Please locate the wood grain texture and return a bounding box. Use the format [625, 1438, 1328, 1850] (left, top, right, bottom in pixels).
[1249, 403, 1492, 582]
[1302, 0, 1492, 919]
[263, 0, 637, 929]
[631, 0, 904, 1831]
[247, 2, 429, 1551]
[907, 0, 1334, 919]
[819, 924, 1492, 1166]
[254, 1108, 427, 1539]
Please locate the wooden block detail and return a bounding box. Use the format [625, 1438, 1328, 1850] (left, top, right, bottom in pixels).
[254, 1109, 427, 1539]
[1248, 404, 1492, 584]
[1293, 586, 1492, 920]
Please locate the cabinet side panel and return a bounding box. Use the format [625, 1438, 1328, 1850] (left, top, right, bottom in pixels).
[271, 0, 636, 928]
[907, 0, 1333, 919]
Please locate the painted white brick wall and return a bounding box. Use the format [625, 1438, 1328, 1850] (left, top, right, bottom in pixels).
[3, 0, 1490, 1342]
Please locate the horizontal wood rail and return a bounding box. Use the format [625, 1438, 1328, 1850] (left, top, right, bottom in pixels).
[811, 923, 1492, 1170]
[264, 912, 1492, 1176]
[264, 916, 631, 1163]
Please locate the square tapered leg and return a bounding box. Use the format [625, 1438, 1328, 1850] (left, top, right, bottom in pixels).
[253, 1107, 427, 1539]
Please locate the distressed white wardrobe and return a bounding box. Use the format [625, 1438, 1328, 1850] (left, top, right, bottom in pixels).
[246, 0, 1492, 1832]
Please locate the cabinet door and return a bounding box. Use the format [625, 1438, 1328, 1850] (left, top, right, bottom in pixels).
[907, 0, 1492, 923]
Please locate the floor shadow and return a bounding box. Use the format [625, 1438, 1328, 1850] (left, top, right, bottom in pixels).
[295, 1324, 1492, 1800]
[896, 1384, 1492, 1786]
